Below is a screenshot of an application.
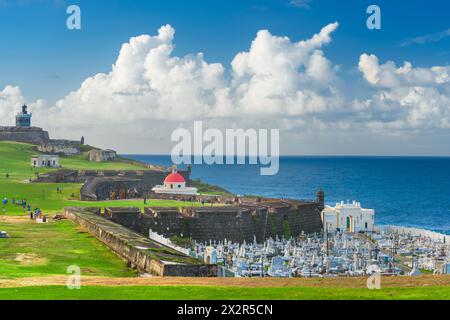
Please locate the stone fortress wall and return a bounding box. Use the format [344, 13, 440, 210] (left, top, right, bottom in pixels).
[103, 192, 325, 243]
[0, 126, 83, 155]
[79, 169, 191, 201]
[37, 139, 82, 155]
[1, 105, 84, 155]
[0, 126, 50, 145]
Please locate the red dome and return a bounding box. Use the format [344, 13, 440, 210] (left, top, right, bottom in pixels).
[164, 172, 185, 183]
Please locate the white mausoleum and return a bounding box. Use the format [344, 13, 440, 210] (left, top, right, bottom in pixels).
[31, 155, 60, 168]
[321, 201, 375, 233]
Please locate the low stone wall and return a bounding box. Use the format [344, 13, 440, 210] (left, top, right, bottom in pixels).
[145, 192, 235, 204]
[378, 225, 450, 243]
[62, 207, 217, 277]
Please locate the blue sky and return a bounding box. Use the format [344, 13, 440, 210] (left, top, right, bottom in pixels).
[0, 0, 450, 155]
[1, 0, 449, 102]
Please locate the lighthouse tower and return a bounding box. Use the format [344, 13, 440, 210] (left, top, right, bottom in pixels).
[16, 105, 32, 127]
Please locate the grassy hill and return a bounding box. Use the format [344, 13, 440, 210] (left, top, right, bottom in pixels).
[0, 141, 208, 216]
[0, 141, 209, 287]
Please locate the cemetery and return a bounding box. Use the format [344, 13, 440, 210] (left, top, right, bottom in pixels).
[189, 226, 449, 278]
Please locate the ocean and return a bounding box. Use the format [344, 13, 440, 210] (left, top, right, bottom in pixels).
[124, 155, 450, 233]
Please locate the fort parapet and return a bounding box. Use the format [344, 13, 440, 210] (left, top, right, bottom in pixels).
[78, 169, 190, 201]
[104, 197, 324, 243]
[37, 139, 82, 155]
[0, 126, 50, 145]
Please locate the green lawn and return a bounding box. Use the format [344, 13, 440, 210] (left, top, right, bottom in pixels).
[0, 141, 207, 216]
[59, 154, 147, 171]
[0, 285, 449, 300]
[0, 220, 137, 279]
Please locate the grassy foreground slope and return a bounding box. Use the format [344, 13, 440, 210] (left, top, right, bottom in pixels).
[1, 274, 449, 299]
[0, 220, 137, 279]
[0, 141, 206, 216]
[0, 285, 449, 300]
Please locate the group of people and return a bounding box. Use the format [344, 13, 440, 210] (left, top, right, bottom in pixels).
[1, 196, 43, 222]
[32, 208, 46, 222]
[2, 197, 32, 214]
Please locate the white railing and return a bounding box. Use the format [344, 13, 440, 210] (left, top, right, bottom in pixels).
[378, 225, 450, 243]
[148, 229, 191, 256]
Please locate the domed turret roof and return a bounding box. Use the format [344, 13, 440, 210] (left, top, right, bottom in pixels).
[164, 172, 185, 183]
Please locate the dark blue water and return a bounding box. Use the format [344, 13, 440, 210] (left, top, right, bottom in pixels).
[124, 155, 450, 233]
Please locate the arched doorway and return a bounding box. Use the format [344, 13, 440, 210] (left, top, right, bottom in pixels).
[346, 216, 353, 232]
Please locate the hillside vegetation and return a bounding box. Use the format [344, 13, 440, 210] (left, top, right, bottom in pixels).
[0, 141, 208, 216]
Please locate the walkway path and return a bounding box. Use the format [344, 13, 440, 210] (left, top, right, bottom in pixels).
[0, 275, 449, 289]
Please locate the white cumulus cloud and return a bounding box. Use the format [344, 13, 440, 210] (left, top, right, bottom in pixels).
[359, 53, 450, 88]
[357, 54, 450, 132]
[3, 23, 450, 154]
[44, 22, 341, 127]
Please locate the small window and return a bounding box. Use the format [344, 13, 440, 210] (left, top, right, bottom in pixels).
[178, 184, 181, 188]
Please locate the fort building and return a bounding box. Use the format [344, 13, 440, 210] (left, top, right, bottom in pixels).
[88, 149, 118, 162]
[1, 105, 83, 154]
[31, 154, 60, 168]
[1, 104, 50, 144]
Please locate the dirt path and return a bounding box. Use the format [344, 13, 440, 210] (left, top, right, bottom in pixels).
[0, 215, 34, 224]
[0, 275, 449, 289]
